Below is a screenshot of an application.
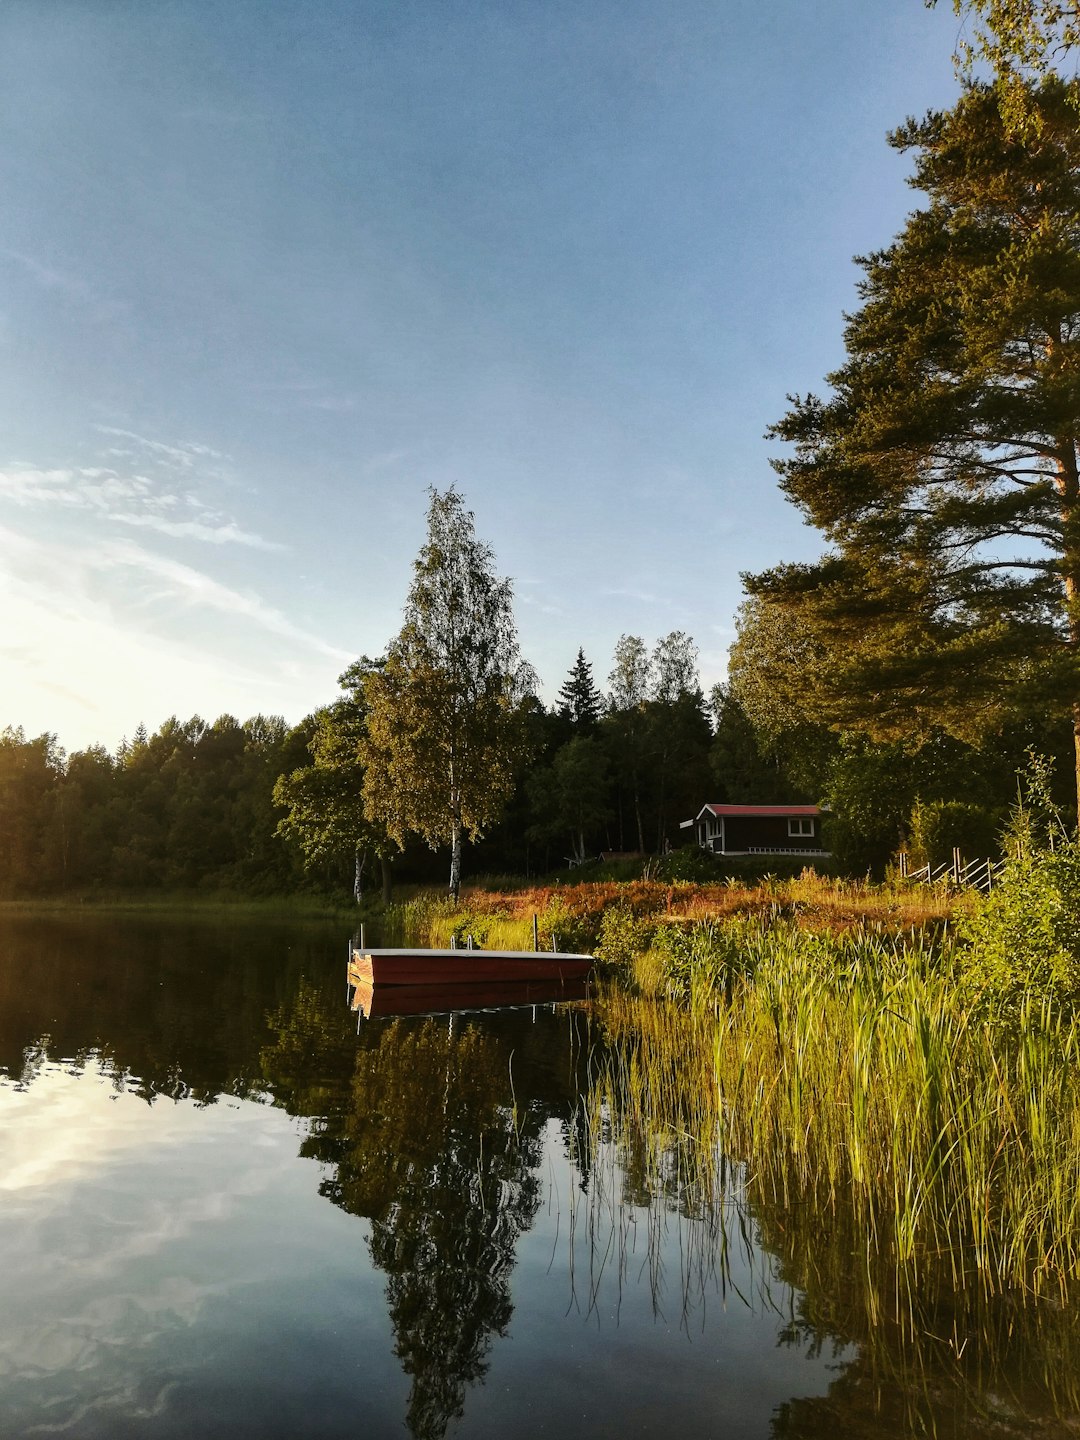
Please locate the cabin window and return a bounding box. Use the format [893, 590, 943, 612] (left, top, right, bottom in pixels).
[787, 817, 814, 838]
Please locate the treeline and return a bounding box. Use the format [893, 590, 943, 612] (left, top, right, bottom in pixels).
[0, 716, 309, 897]
[1, 617, 1066, 900]
[0, 636, 711, 899]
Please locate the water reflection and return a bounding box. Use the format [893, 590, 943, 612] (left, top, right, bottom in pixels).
[261, 978, 577, 1438]
[2, 915, 1075, 1438]
[587, 986, 1080, 1440]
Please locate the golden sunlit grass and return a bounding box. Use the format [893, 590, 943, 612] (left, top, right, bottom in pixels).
[380, 871, 958, 953]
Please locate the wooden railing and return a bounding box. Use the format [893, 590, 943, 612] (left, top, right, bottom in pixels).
[898, 850, 1007, 894]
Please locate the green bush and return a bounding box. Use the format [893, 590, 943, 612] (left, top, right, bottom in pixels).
[448, 911, 489, 947]
[957, 845, 1080, 1016]
[649, 919, 757, 1001]
[593, 903, 654, 967]
[907, 798, 1003, 868]
[652, 846, 723, 882]
[536, 894, 599, 953]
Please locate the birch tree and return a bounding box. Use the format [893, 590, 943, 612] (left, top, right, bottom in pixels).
[361, 488, 534, 899]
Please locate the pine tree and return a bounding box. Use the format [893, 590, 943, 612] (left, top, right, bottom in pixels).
[749, 79, 1080, 821]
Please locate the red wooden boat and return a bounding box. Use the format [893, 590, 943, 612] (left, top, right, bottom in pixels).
[348, 946, 593, 989]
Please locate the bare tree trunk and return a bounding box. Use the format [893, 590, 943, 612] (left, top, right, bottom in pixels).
[449, 820, 462, 900]
[353, 850, 365, 904]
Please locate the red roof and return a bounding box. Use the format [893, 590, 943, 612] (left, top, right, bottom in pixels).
[700, 804, 822, 818]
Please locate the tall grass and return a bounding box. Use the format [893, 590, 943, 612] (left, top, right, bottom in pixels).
[575, 915, 1080, 1430]
[590, 918, 1080, 1301]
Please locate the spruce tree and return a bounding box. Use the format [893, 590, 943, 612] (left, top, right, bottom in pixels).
[556, 648, 602, 730]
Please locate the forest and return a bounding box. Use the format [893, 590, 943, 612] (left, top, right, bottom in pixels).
[0, 596, 1070, 903]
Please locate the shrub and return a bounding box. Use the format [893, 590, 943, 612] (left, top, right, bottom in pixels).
[593, 903, 654, 968]
[907, 798, 1002, 868]
[652, 846, 722, 882]
[957, 845, 1080, 1016]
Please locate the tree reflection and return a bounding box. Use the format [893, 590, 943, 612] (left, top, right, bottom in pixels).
[350, 1022, 542, 1438]
[261, 992, 564, 1439]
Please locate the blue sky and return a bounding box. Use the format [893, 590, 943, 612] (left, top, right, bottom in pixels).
[1, 0, 964, 753]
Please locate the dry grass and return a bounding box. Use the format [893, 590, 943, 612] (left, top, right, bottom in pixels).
[445, 871, 958, 937]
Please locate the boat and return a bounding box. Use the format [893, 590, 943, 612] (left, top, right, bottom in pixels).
[349, 973, 591, 1020]
[348, 946, 593, 990]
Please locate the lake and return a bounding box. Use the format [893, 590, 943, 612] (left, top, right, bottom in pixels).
[0, 914, 1073, 1438]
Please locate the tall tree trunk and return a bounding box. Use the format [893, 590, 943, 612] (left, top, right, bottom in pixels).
[655, 759, 667, 853]
[1055, 440, 1080, 831]
[633, 777, 645, 854]
[353, 849, 365, 904]
[449, 820, 462, 900]
[380, 852, 393, 907]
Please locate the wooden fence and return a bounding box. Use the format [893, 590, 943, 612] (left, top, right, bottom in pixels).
[898, 849, 1007, 894]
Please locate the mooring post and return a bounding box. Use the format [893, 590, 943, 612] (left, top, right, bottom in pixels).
[532, 914, 539, 952]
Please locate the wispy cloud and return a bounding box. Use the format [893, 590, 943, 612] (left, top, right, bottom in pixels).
[519, 591, 565, 617]
[110, 513, 280, 548]
[600, 585, 670, 607]
[0, 448, 280, 551]
[245, 375, 367, 417]
[0, 524, 352, 748]
[95, 426, 224, 469]
[361, 448, 409, 476]
[4, 248, 95, 299]
[304, 393, 357, 413]
[92, 539, 350, 661]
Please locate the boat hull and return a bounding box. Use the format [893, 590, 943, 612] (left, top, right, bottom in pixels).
[348, 947, 593, 988]
[350, 974, 591, 1019]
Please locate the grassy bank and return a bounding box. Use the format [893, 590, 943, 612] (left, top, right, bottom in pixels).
[583, 835, 1080, 1303]
[374, 870, 958, 952]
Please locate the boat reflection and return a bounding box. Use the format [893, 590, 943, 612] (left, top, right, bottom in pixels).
[348, 973, 591, 1020]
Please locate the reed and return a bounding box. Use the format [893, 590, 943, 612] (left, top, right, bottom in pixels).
[588, 917, 1080, 1302]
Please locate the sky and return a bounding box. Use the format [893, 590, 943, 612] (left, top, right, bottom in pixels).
[0, 0, 966, 754]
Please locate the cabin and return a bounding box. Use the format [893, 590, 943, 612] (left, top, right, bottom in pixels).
[680, 804, 830, 858]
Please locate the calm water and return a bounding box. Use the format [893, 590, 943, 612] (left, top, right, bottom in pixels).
[0, 916, 1073, 1439]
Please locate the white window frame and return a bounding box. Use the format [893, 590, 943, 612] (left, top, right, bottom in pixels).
[787, 817, 815, 838]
